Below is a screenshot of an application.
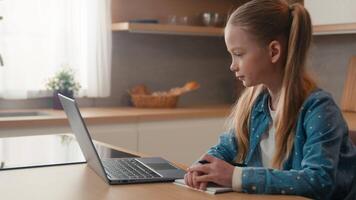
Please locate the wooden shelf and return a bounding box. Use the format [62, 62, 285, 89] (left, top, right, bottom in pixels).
[112, 22, 356, 37]
[112, 22, 224, 37]
[313, 23, 356, 35]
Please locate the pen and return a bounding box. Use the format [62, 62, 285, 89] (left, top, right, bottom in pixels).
[198, 160, 247, 167]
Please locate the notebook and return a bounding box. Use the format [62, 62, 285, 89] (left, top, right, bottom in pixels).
[173, 179, 233, 195]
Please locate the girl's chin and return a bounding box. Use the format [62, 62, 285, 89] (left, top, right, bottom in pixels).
[241, 80, 257, 87]
[241, 80, 251, 87]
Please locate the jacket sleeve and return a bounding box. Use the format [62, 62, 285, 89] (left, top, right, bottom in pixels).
[240, 94, 348, 199]
[206, 130, 238, 164]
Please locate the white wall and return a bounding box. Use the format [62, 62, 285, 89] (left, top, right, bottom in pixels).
[305, 0, 356, 25]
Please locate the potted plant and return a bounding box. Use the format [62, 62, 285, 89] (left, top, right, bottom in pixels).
[46, 66, 81, 109]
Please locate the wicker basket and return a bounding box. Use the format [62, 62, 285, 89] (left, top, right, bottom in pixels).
[130, 94, 179, 108]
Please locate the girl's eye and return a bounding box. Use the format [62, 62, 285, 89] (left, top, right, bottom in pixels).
[233, 53, 243, 57]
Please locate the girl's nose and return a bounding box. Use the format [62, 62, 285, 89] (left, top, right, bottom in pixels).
[230, 63, 239, 72]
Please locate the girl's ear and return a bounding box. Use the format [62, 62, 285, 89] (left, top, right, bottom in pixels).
[268, 40, 282, 64]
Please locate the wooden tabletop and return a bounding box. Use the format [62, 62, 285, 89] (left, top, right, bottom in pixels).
[0, 164, 310, 200]
[0, 139, 310, 200]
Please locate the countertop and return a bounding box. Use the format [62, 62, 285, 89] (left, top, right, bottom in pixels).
[0, 106, 355, 131]
[0, 105, 231, 128]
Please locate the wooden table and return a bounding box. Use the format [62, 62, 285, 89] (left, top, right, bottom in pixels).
[0, 164, 311, 200]
[0, 139, 309, 200]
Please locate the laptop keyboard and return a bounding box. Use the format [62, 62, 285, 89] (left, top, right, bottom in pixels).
[103, 158, 161, 179]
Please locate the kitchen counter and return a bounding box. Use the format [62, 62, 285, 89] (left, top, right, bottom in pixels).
[0, 106, 355, 132]
[1, 106, 354, 166]
[0, 105, 231, 128]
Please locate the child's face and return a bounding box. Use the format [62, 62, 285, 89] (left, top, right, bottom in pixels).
[224, 25, 276, 87]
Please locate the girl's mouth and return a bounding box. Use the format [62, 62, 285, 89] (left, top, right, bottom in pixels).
[236, 76, 244, 80]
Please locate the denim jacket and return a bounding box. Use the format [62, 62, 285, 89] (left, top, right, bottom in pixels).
[207, 89, 356, 200]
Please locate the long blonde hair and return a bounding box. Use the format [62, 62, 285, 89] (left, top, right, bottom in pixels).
[226, 0, 317, 168]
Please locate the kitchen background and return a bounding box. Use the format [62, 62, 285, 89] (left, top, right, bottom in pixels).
[0, 0, 355, 109]
[0, 0, 355, 170]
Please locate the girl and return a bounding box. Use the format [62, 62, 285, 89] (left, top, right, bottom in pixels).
[184, 0, 356, 199]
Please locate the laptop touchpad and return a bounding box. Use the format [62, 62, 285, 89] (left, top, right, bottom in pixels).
[146, 163, 177, 170]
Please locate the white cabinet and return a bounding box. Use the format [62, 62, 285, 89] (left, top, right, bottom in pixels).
[0, 122, 139, 153]
[0, 126, 71, 138]
[0, 116, 227, 165]
[87, 123, 138, 152]
[305, 0, 356, 25]
[90, 117, 227, 165]
[137, 117, 226, 166]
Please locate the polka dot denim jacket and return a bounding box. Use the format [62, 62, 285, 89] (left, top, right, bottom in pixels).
[207, 89, 356, 200]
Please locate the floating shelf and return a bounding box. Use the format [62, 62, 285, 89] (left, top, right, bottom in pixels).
[112, 22, 224, 37]
[313, 23, 356, 35]
[112, 22, 356, 36]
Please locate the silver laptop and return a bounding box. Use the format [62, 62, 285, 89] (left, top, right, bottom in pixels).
[58, 94, 185, 184]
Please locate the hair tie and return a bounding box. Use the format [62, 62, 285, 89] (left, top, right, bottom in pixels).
[288, 4, 293, 11]
[288, 5, 293, 27]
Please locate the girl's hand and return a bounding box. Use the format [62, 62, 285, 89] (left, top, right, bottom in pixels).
[187, 154, 235, 188]
[184, 162, 209, 190]
[184, 170, 208, 190]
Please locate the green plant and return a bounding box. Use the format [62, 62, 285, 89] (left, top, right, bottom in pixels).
[46, 66, 81, 94]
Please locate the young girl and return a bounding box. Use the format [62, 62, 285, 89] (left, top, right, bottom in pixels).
[184, 0, 356, 199]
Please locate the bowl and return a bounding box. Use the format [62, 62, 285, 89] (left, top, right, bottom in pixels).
[201, 12, 226, 27]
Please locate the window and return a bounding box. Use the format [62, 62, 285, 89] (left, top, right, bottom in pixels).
[0, 0, 112, 99]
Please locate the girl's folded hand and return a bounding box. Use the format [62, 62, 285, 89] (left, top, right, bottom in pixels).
[188, 154, 234, 187]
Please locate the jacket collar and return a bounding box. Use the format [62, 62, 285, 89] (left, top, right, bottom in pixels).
[255, 90, 270, 115]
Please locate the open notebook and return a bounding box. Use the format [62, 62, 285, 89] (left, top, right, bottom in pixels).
[173, 179, 233, 195]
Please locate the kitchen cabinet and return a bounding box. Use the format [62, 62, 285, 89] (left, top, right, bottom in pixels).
[305, 0, 356, 35]
[305, 0, 356, 25]
[87, 123, 138, 152]
[0, 118, 227, 165]
[0, 122, 138, 152]
[137, 117, 226, 165]
[0, 109, 228, 165]
[0, 126, 71, 138]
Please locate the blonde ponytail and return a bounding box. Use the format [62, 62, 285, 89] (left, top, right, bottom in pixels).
[226, 85, 265, 162]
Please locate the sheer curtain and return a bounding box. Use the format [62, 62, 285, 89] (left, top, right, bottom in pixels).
[0, 0, 112, 99]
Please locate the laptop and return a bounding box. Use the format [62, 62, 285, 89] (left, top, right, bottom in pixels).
[58, 94, 186, 184]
